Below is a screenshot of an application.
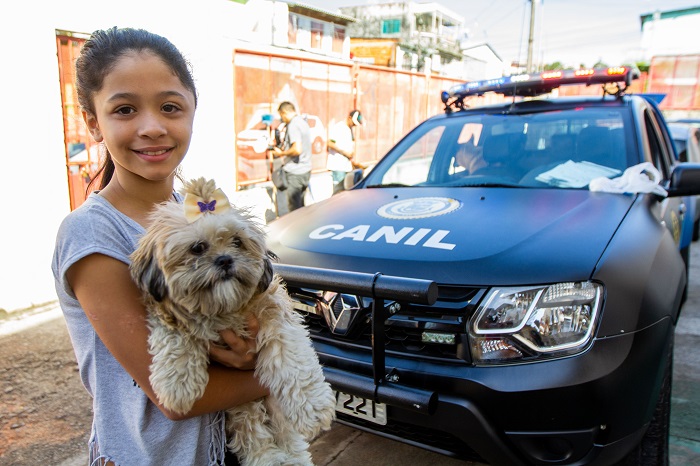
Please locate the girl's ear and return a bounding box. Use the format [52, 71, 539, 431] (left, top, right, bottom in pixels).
[82, 111, 103, 143]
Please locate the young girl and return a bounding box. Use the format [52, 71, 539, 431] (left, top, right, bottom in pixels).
[51, 27, 267, 465]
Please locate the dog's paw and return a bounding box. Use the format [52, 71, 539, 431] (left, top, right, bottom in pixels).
[149, 371, 204, 415]
[280, 450, 313, 466]
[293, 385, 337, 439]
[233, 445, 289, 466]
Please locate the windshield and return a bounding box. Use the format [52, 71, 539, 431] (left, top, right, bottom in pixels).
[365, 107, 635, 189]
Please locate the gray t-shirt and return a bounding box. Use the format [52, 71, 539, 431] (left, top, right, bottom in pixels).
[282, 115, 312, 175]
[52, 193, 226, 466]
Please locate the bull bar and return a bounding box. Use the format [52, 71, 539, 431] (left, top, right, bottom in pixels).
[273, 264, 439, 415]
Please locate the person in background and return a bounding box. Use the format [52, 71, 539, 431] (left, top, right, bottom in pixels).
[51, 27, 267, 466]
[272, 102, 312, 212]
[327, 109, 364, 193]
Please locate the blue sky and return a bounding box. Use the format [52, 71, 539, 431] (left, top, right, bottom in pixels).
[297, 0, 700, 68]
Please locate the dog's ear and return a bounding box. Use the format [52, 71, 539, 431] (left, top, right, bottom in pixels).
[130, 239, 168, 302]
[137, 257, 168, 302]
[257, 250, 277, 293]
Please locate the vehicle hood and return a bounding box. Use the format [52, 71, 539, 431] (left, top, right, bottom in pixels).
[266, 187, 635, 286]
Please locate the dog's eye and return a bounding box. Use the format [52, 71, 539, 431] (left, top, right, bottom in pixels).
[190, 241, 209, 255]
[231, 237, 242, 248]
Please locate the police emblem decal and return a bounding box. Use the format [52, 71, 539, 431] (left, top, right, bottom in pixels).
[377, 197, 461, 220]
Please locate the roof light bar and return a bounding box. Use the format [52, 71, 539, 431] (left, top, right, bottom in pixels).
[441, 66, 639, 103]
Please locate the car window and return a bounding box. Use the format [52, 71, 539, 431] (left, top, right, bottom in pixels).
[366, 107, 633, 189]
[690, 129, 700, 164]
[379, 126, 445, 186]
[644, 110, 671, 178]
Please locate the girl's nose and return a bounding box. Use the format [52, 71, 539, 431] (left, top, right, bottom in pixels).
[138, 112, 167, 138]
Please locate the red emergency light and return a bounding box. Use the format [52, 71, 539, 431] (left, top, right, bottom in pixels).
[442, 66, 639, 104]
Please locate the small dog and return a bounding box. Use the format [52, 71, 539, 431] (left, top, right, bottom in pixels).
[130, 178, 336, 466]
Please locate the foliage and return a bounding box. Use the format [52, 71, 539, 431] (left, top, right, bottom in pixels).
[636, 62, 650, 73]
[543, 62, 564, 71]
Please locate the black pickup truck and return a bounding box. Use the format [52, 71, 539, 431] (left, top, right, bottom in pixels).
[266, 67, 700, 465]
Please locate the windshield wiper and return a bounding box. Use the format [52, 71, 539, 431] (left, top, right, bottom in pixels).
[365, 183, 413, 188]
[455, 181, 521, 188]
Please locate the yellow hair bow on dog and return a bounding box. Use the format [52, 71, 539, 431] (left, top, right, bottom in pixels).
[183, 188, 232, 223]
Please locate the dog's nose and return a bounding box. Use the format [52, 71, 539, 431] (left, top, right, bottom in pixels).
[215, 255, 233, 270]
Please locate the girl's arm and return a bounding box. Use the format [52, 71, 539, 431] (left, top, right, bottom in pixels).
[67, 253, 269, 420]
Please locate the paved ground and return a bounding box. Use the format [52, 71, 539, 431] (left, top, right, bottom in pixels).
[2, 248, 700, 465]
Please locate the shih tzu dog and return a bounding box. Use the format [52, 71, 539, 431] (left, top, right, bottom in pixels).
[130, 178, 336, 466]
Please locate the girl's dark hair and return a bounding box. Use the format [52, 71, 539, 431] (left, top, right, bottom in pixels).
[76, 27, 198, 192]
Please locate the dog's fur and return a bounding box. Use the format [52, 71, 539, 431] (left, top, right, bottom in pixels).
[130, 178, 336, 466]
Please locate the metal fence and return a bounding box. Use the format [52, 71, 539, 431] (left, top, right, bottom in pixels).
[233, 48, 505, 187]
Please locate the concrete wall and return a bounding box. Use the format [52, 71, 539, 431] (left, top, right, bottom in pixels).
[0, 0, 275, 312]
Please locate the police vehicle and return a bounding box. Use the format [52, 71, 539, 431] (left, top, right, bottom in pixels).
[266, 67, 700, 465]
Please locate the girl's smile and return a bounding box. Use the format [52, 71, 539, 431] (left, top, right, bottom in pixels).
[133, 146, 176, 162]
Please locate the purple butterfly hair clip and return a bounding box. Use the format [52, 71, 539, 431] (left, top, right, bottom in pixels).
[197, 199, 217, 213]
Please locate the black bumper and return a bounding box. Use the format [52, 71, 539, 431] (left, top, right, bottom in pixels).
[274, 264, 672, 465]
[318, 318, 671, 466]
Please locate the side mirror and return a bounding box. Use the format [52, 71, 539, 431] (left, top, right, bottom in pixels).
[667, 163, 700, 197]
[344, 169, 364, 190]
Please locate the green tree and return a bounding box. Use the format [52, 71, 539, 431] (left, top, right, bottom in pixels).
[543, 61, 565, 71]
[635, 62, 650, 73]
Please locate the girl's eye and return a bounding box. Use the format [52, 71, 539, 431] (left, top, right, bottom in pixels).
[231, 237, 242, 248]
[162, 103, 180, 113]
[115, 106, 135, 115]
[190, 241, 209, 255]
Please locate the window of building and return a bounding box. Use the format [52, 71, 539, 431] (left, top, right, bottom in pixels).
[332, 26, 345, 54]
[311, 21, 323, 49]
[382, 19, 401, 35]
[288, 14, 298, 46]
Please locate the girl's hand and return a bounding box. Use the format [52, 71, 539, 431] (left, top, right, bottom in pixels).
[209, 315, 260, 371]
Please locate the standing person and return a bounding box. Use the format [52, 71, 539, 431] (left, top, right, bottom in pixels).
[272, 102, 312, 212]
[327, 109, 364, 193]
[51, 27, 267, 466]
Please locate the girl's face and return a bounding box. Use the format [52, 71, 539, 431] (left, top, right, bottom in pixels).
[84, 51, 196, 185]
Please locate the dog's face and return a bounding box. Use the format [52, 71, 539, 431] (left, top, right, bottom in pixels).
[130, 200, 274, 319]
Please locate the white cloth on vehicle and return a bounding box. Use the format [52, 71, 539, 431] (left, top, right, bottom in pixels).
[589, 162, 668, 197]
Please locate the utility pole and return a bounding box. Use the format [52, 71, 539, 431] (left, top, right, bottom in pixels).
[526, 0, 536, 72]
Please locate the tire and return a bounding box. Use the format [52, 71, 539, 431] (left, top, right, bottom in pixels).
[681, 246, 690, 304]
[693, 218, 699, 242]
[615, 333, 673, 466]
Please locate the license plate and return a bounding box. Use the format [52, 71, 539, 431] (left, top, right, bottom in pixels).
[335, 391, 387, 425]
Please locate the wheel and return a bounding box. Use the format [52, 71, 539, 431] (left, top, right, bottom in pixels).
[615, 333, 673, 466]
[681, 246, 690, 304]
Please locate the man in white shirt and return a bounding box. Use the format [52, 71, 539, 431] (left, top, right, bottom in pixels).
[272, 101, 312, 212]
[327, 110, 364, 193]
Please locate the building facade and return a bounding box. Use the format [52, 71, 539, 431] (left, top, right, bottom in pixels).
[339, 1, 504, 79]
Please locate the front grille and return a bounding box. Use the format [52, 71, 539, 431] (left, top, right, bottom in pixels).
[295, 284, 485, 363]
[335, 412, 484, 462]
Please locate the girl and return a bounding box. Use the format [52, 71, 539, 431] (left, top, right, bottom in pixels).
[52, 27, 267, 465]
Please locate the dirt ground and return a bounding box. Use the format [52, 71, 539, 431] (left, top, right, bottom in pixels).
[0, 307, 474, 466]
[0, 308, 92, 465]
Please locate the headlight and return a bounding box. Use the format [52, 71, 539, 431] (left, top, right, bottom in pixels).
[469, 281, 602, 364]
